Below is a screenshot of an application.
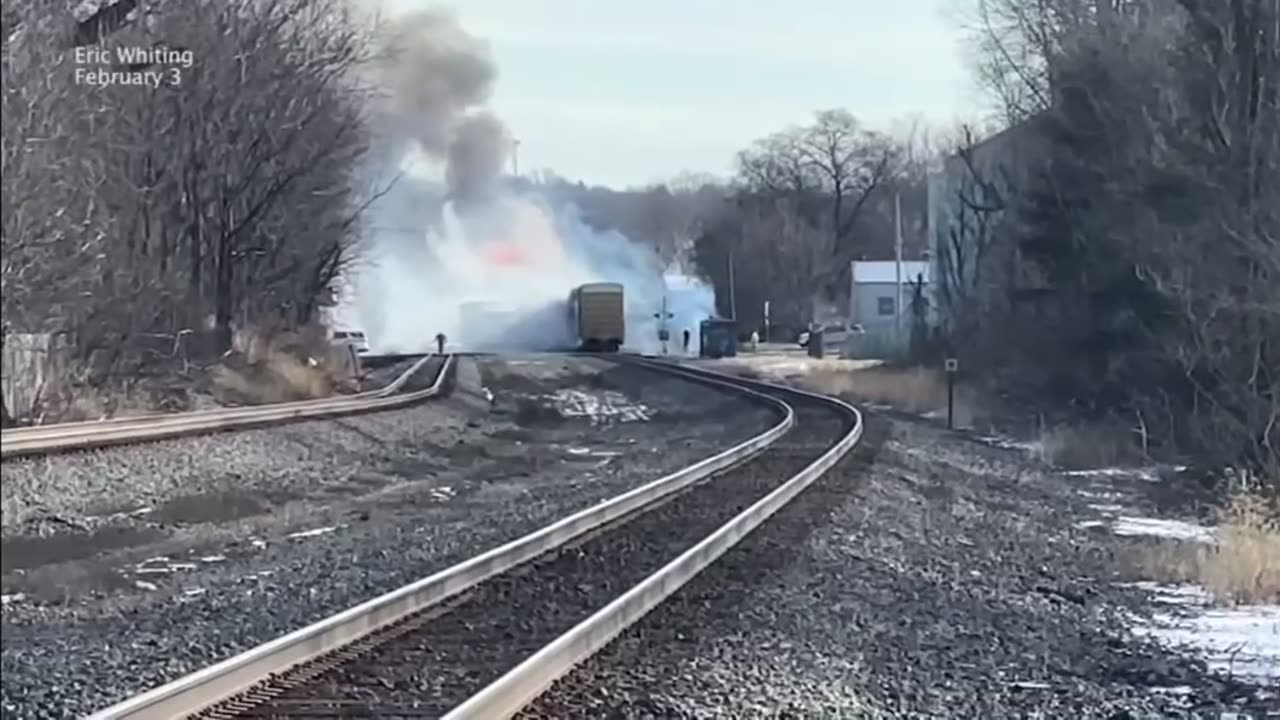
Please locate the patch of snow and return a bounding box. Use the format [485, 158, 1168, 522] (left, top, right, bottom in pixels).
[428, 486, 455, 501]
[1077, 489, 1127, 501]
[978, 435, 1045, 454]
[1129, 582, 1280, 686]
[1, 593, 26, 606]
[199, 554, 226, 563]
[1064, 466, 1164, 482]
[1063, 464, 1185, 483]
[134, 580, 158, 591]
[566, 446, 622, 458]
[1088, 503, 1126, 515]
[286, 525, 339, 540]
[135, 557, 201, 574]
[1111, 516, 1216, 543]
[85, 506, 153, 522]
[1009, 681, 1053, 690]
[549, 390, 653, 425]
[250, 538, 267, 549]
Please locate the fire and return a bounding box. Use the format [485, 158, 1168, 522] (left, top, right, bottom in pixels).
[488, 243, 529, 266]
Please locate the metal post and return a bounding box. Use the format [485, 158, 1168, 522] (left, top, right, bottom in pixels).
[511, 138, 520, 177]
[947, 373, 955, 429]
[944, 357, 958, 429]
[435, 333, 446, 355]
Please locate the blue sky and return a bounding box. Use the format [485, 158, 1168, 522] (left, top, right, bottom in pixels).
[400, 1, 983, 188]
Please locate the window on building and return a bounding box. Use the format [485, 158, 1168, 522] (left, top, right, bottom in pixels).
[877, 296, 895, 316]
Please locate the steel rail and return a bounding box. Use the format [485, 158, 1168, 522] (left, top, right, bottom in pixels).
[443, 357, 863, 719]
[83, 359, 794, 720]
[0, 354, 448, 459]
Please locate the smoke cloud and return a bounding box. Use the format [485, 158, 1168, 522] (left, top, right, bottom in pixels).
[341, 4, 718, 355]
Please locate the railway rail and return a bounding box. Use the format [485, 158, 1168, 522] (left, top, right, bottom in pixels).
[0, 354, 452, 459]
[85, 356, 863, 720]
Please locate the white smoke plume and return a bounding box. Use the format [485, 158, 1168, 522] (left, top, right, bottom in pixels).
[340, 4, 718, 355]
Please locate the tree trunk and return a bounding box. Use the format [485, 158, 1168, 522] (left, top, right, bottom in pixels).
[1, 389, 13, 428]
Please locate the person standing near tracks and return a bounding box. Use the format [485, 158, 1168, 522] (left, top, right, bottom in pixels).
[682, 328, 691, 354]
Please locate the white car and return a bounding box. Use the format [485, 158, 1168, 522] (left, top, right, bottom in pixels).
[329, 329, 370, 355]
[798, 322, 864, 348]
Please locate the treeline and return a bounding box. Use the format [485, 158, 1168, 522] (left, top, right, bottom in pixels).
[533, 111, 940, 341]
[1, 0, 372, 397]
[954, 0, 1279, 483]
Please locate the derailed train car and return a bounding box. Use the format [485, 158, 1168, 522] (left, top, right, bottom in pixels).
[568, 282, 625, 352]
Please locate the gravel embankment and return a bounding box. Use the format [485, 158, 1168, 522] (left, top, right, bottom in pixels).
[245, 388, 852, 717]
[525, 413, 1277, 719]
[0, 355, 779, 719]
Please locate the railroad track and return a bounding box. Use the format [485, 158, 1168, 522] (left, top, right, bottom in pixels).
[85, 356, 863, 720]
[0, 354, 452, 459]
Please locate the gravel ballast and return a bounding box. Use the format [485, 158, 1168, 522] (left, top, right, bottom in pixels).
[525, 412, 1277, 719]
[236, 384, 851, 717]
[0, 355, 778, 719]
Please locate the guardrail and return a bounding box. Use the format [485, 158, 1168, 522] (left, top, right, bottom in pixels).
[0, 355, 449, 459]
[443, 357, 863, 719]
[84, 357, 794, 720]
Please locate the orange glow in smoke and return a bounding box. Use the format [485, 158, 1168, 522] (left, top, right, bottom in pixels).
[488, 243, 529, 266]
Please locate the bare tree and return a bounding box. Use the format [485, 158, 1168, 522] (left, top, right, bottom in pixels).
[1, 0, 375, 420]
[962, 0, 1280, 481]
[734, 110, 898, 303]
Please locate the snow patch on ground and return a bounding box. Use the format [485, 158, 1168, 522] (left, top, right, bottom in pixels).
[1063, 465, 1185, 483]
[1066, 465, 1280, 692]
[286, 525, 340, 540]
[1127, 581, 1280, 687]
[549, 390, 653, 425]
[1111, 516, 1218, 543]
[976, 435, 1046, 455]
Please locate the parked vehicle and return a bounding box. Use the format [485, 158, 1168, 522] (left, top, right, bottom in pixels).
[797, 321, 863, 349]
[328, 328, 369, 355]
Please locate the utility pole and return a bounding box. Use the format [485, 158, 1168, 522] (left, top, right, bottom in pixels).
[511, 138, 520, 177]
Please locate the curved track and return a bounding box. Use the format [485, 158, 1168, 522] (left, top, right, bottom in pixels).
[85, 357, 863, 720]
[0, 355, 451, 459]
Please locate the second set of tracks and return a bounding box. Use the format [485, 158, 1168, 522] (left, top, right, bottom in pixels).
[86, 355, 864, 720]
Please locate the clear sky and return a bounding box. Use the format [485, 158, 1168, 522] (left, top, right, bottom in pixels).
[399, 1, 984, 189]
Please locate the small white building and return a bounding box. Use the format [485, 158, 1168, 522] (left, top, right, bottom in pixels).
[847, 260, 931, 357]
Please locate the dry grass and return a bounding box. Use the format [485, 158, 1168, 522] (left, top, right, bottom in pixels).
[210, 325, 358, 406]
[1131, 491, 1280, 605]
[53, 378, 193, 423]
[1036, 423, 1144, 470]
[800, 365, 976, 424]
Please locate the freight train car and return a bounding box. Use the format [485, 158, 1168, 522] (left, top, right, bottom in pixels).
[568, 282, 625, 352]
